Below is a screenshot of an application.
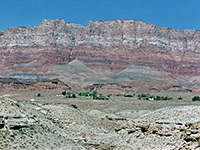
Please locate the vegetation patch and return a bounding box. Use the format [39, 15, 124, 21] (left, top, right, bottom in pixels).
[177, 97, 183, 100]
[192, 96, 200, 101]
[37, 93, 41, 97]
[137, 93, 173, 100]
[61, 91, 110, 100]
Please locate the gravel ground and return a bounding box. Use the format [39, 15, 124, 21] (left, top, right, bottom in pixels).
[0, 91, 200, 149]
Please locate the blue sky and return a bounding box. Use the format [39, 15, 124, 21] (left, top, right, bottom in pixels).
[0, 0, 199, 31]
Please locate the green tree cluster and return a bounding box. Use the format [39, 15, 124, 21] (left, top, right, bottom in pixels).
[138, 93, 172, 100]
[192, 96, 200, 101]
[62, 91, 109, 100]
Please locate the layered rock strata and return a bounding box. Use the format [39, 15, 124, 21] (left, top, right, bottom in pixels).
[0, 77, 71, 91]
[0, 19, 200, 76]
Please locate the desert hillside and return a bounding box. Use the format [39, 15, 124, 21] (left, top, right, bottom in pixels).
[0, 92, 200, 149]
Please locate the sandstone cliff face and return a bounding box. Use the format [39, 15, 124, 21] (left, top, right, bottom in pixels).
[0, 19, 200, 77]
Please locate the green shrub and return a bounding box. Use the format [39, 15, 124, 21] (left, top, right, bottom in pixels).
[192, 96, 200, 101]
[79, 91, 90, 97]
[155, 96, 161, 100]
[140, 93, 147, 97]
[65, 92, 71, 98]
[72, 93, 76, 98]
[92, 91, 97, 99]
[65, 92, 76, 98]
[67, 92, 71, 96]
[154, 96, 172, 100]
[177, 97, 183, 100]
[62, 91, 66, 95]
[163, 97, 168, 100]
[37, 93, 41, 97]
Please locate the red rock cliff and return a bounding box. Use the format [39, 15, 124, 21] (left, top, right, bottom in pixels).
[0, 19, 200, 76]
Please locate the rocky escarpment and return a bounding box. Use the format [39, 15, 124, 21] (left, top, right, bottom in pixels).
[85, 106, 200, 150]
[0, 19, 200, 77]
[112, 106, 200, 149]
[0, 77, 71, 91]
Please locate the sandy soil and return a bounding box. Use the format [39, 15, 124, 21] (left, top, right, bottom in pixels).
[1, 91, 199, 113]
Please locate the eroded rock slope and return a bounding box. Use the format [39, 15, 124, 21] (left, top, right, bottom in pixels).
[1, 96, 200, 149]
[0, 19, 200, 78]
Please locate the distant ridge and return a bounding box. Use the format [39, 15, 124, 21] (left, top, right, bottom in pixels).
[0, 19, 200, 93]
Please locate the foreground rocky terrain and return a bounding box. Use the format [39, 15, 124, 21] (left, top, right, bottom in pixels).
[1, 93, 200, 149]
